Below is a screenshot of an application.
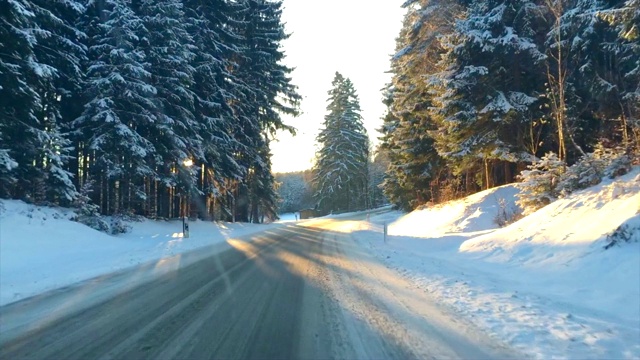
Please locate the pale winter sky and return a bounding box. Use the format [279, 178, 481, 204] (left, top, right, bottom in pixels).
[270, 0, 406, 173]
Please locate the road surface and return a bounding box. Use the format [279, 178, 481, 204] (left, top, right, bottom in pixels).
[0, 218, 519, 359]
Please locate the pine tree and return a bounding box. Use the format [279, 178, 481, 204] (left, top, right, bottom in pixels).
[379, 86, 412, 210]
[0, 0, 80, 203]
[275, 170, 314, 214]
[75, 0, 157, 214]
[31, 0, 85, 204]
[383, 0, 638, 210]
[381, 1, 453, 208]
[227, 0, 300, 222]
[135, 0, 201, 217]
[314, 72, 369, 213]
[516, 152, 566, 213]
[585, 0, 640, 150]
[183, 0, 246, 203]
[432, 0, 547, 189]
[0, 0, 35, 195]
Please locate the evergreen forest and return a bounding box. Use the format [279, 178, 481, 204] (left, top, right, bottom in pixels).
[0, 0, 299, 223]
[380, 0, 639, 210]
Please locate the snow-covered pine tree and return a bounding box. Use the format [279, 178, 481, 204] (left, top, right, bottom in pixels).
[75, 0, 157, 215]
[226, 0, 300, 222]
[135, 0, 200, 217]
[432, 0, 547, 189]
[30, 0, 86, 204]
[591, 0, 640, 151]
[0, 0, 79, 203]
[0, 0, 33, 195]
[540, 0, 639, 163]
[616, 0, 640, 149]
[516, 152, 566, 213]
[541, 0, 626, 162]
[379, 85, 413, 210]
[231, 0, 300, 137]
[248, 141, 279, 223]
[381, 0, 458, 209]
[182, 0, 246, 219]
[313, 72, 369, 214]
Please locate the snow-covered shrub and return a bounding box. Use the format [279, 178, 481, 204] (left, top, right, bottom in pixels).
[556, 153, 606, 196]
[109, 214, 132, 235]
[75, 210, 109, 233]
[603, 215, 640, 249]
[108, 211, 141, 235]
[71, 180, 109, 233]
[516, 152, 566, 214]
[557, 145, 631, 197]
[493, 197, 523, 227]
[600, 146, 632, 179]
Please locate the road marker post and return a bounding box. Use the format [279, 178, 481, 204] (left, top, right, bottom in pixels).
[183, 216, 190, 238]
[383, 222, 387, 243]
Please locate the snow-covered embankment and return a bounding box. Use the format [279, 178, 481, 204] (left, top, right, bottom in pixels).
[350, 169, 640, 359]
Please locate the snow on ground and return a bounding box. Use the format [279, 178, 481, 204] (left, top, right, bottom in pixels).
[276, 212, 299, 222]
[348, 169, 640, 359]
[0, 201, 283, 306]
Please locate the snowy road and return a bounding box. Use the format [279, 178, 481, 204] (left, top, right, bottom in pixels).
[0, 218, 519, 359]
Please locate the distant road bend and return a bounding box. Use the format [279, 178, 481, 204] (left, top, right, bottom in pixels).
[0, 216, 519, 359]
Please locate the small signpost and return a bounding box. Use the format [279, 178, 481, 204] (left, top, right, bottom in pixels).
[183, 216, 190, 238]
[383, 222, 387, 243]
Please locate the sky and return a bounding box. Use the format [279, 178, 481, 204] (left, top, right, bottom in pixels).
[270, 0, 406, 173]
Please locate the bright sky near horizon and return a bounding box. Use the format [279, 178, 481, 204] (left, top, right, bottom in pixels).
[270, 1, 406, 173]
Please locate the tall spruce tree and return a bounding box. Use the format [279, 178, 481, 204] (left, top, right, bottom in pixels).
[31, 0, 85, 204]
[313, 72, 369, 213]
[75, 0, 157, 214]
[381, 0, 455, 209]
[183, 0, 246, 217]
[562, 0, 640, 152]
[136, 0, 201, 217]
[379, 99, 414, 210]
[228, 0, 300, 222]
[0, 0, 33, 195]
[432, 0, 547, 189]
[0, 0, 80, 203]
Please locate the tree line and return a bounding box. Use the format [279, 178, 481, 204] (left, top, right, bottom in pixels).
[0, 0, 299, 223]
[381, 0, 639, 210]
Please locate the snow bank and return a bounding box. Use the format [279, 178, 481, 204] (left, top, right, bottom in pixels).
[0, 200, 280, 306]
[351, 168, 640, 359]
[460, 171, 640, 319]
[388, 185, 520, 237]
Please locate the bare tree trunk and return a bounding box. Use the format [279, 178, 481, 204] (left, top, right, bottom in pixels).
[484, 158, 491, 190]
[546, 0, 568, 161]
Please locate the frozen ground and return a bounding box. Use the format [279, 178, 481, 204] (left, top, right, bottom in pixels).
[344, 168, 640, 359]
[0, 202, 284, 306]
